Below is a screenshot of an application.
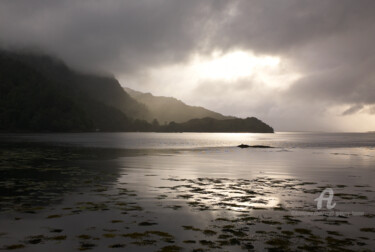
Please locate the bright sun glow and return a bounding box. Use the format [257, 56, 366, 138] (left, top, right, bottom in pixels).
[193, 51, 280, 80]
[123, 50, 300, 98]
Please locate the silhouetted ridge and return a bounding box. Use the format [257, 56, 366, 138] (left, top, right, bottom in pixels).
[124, 87, 234, 123]
[0, 49, 150, 131]
[0, 49, 274, 133]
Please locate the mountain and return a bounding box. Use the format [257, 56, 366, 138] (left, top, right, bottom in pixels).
[0, 49, 274, 133]
[159, 117, 274, 133]
[124, 87, 234, 124]
[0, 49, 151, 131]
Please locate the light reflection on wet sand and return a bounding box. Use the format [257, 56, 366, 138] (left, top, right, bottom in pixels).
[0, 144, 374, 251]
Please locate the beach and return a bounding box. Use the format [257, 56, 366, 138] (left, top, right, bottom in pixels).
[0, 133, 374, 251]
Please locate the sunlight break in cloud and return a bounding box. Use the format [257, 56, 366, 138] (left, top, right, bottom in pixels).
[192, 51, 280, 81]
[124, 50, 302, 106]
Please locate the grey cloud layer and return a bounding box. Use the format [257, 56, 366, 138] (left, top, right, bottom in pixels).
[1, 0, 374, 130]
[0, 0, 231, 73]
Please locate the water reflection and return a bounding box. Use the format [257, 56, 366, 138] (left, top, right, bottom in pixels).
[0, 144, 139, 212]
[0, 139, 374, 251]
[2, 132, 375, 149]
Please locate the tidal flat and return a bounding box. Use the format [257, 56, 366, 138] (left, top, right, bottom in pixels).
[0, 135, 375, 251]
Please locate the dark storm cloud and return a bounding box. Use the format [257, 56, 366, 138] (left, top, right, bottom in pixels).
[342, 105, 364, 116]
[0, 0, 232, 73]
[1, 0, 375, 130]
[214, 0, 375, 54]
[207, 0, 375, 112]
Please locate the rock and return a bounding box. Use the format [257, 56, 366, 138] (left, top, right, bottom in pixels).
[251, 145, 273, 148]
[238, 144, 251, 148]
[237, 144, 273, 148]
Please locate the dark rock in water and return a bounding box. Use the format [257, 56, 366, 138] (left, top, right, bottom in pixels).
[251, 145, 273, 148]
[237, 144, 273, 148]
[238, 144, 251, 148]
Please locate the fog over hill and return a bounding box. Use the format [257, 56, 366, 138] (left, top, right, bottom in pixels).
[0, 49, 273, 133]
[0, 49, 151, 131]
[124, 87, 234, 124]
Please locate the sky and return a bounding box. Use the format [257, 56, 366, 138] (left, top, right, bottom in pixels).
[1, 0, 375, 132]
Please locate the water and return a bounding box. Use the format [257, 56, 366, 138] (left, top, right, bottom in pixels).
[0, 133, 374, 251]
[2, 132, 375, 149]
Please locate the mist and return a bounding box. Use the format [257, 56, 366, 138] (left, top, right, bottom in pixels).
[1, 0, 375, 131]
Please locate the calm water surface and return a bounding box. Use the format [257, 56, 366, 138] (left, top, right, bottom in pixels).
[0, 132, 374, 251]
[2, 132, 375, 149]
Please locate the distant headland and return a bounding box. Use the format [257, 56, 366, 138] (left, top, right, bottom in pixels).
[0, 49, 273, 133]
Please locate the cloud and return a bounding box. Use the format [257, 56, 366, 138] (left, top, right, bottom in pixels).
[342, 105, 364, 116]
[0, 0, 233, 73]
[1, 0, 375, 131]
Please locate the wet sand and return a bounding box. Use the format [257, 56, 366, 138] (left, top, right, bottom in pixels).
[0, 143, 374, 251]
